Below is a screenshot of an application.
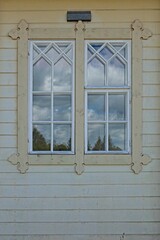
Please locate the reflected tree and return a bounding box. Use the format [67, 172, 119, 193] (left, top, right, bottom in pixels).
[53, 138, 71, 151]
[92, 136, 105, 151]
[33, 127, 50, 151]
[108, 134, 121, 151]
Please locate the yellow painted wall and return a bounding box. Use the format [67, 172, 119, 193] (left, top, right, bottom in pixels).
[0, 0, 160, 239]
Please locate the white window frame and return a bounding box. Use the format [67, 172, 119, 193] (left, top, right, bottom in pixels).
[28, 40, 75, 155]
[84, 40, 131, 155]
[8, 19, 152, 174]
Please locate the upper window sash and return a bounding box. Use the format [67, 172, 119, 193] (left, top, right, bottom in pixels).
[8, 19, 152, 174]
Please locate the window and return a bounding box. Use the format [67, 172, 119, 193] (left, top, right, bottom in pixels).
[8, 19, 152, 174]
[29, 41, 75, 154]
[85, 41, 131, 154]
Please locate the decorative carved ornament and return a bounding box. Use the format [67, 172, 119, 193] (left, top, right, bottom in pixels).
[8, 19, 152, 174]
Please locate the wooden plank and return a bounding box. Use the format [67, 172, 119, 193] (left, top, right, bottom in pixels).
[0, 148, 17, 160]
[143, 147, 160, 159]
[0, 86, 17, 97]
[143, 72, 160, 84]
[143, 48, 160, 60]
[0, 0, 160, 10]
[0, 196, 160, 210]
[0, 222, 159, 234]
[143, 60, 160, 72]
[0, 37, 17, 48]
[0, 73, 17, 85]
[0, 185, 160, 198]
[0, 209, 160, 222]
[0, 136, 17, 148]
[0, 24, 17, 37]
[0, 10, 160, 24]
[143, 35, 160, 47]
[143, 122, 160, 134]
[143, 110, 160, 121]
[1, 172, 160, 185]
[0, 123, 16, 135]
[143, 97, 160, 109]
[143, 85, 160, 97]
[0, 111, 16, 123]
[0, 49, 17, 61]
[0, 61, 17, 73]
[1, 171, 160, 185]
[0, 99, 16, 110]
[143, 135, 160, 147]
[0, 235, 159, 240]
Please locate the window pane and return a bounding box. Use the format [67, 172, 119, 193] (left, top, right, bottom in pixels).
[33, 57, 51, 91]
[33, 95, 51, 121]
[108, 123, 126, 151]
[99, 46, 113, 61]
[33, 124, 51, 151]
[108, 94, 126, 121]
[54, 58, 72, 91]
[87, 57, 105, 86]
[108, 57, 126, 86]
[53, 124, 71, 151]
[46, 47, 59, 62]
[88, 94, 105, 121]
[88, 124, 105, 151]
[53, 95, 71, 121]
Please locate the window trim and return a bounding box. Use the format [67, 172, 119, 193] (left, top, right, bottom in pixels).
[8, 19, 152, 174]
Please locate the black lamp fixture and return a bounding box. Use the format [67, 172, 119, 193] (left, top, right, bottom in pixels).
[67, 11, 91, 22]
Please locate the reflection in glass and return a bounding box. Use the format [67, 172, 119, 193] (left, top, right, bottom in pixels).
[88, 124, 105, 151]
[33, 124, 51, 151]
[108, 123, 126, 151]
[36, 43, 49, 51]
[53, 124, 71, 151]
[33, 58, 51, 91]
[90, 43, 103, 51]
[99, 46, 113, 61]
[66, 48, 73, 59]
[54, 58, 72, 91]
[46, 47, 59, 61]
[53, 95, 71, 121]
[87, 57, 105, 86]
[56, 43, 69, 52]
[33, 95, 51, 121]
[108, 57, 126, 86]
[108, 94, 126, 121]
[88, 94, 105, 121]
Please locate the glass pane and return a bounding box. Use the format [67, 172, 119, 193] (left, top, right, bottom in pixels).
[36, 43, 48, 51]
[46, 47, 59, 62]
[56, 43, 69, 52]
[99, 46, 113, 61]
[54, 58, 72, 91]
[87, 57, 105, 86]
[108, 123, 126, 151]
[88, 124, 105, 151]
[33, 58, 51, 91]
[33, 95, 51, 121]
[90, 43, 103, 51]
[53, 95, 71, 121]
[108, 57, 126, 86]
[110, 43, 125, 52]
[33, 124, 51, 151]
[88, 94, 105, 121]
[53, 124, 71, 151]
[108, 94, 126, 121]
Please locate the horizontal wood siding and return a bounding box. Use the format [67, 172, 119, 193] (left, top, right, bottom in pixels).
[0, 0, 160, 239]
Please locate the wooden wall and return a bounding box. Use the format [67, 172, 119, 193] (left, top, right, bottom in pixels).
[0, 0, 160, 239]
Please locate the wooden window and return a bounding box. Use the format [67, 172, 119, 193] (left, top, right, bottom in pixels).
[29, 41, 75, 154]
[8, 19, 152, 174]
